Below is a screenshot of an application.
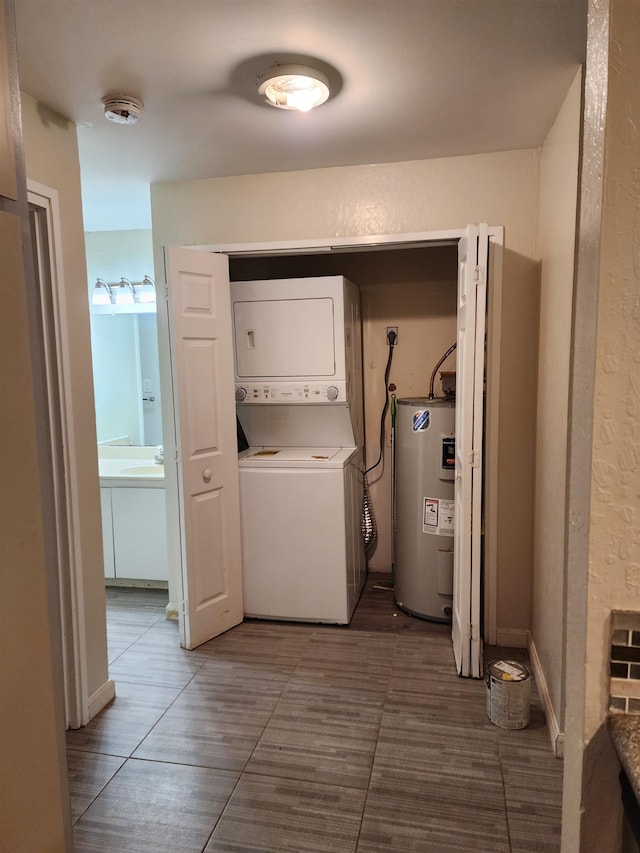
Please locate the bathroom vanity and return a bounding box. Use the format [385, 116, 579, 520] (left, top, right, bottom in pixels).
[98, 447, 168, 584]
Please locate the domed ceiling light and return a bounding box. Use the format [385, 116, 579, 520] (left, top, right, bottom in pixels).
[257, 64, 330, 112]
[102, 95, 144, 125]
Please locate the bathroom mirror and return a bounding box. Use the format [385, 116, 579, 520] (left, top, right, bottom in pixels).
[90, 312, 163, 446]
[86, 229, 163, 448]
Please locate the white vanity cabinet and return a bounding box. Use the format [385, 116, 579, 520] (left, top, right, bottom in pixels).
[100, 487, 116, 578]
[100, 484, 168, 582]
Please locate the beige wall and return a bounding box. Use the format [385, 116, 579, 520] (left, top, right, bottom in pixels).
[1, 213, 70, 851]
[1, 4, 69, 849]
[532, 70, 582, 741]
[21, 92, 109, 699]
[151, 148, 541, 639]
[152, 150, 539, 250]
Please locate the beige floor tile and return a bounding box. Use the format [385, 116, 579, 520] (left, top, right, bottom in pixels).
[65, 680, 182, 757]
[72, 584, 566, 852]
[66, 749, 125, 823]
[72, 758, 238, 853]
[205, 773, 366, 852]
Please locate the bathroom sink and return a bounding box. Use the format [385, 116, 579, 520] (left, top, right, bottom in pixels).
[118, 463, 165, 477]
[98, 459, 164, 479]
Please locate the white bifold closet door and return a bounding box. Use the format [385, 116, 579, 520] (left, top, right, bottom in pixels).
[164, 246, 243, 650]
[451, 223, 488, 679]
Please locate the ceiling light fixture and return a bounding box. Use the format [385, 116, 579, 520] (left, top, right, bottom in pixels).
[102, 95, 144, 125]
[257, 64, 330, 112]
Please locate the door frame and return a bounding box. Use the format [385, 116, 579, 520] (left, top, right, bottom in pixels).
[28, 180, 89, 728]
[161, 225, 503, 647]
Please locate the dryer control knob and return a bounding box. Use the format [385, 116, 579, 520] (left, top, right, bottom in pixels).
[235, 387, 247, 402]
[326, 385, 340, 401]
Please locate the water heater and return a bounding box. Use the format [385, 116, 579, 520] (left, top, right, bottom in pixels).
[394, 398, 455, 622]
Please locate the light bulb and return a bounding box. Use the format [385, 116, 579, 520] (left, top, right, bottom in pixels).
[92, 279, 112, 305]
[136, 275, 156, 304]
[258, 65, 330, 112]
[115, 279, 134, 305]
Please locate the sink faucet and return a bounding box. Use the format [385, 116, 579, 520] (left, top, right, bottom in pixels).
[154, 445, 164, 464]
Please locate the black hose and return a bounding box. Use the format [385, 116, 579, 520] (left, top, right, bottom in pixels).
[365, 334, 396, 475]
[428, 342, 457, 399]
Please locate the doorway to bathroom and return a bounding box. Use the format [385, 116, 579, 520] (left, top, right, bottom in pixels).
[85, 229, 170, 592]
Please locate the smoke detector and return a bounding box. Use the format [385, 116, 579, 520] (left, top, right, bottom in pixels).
[102, 95, 144, 125]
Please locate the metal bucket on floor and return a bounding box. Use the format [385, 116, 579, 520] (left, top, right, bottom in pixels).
[485, 660, 531, 729]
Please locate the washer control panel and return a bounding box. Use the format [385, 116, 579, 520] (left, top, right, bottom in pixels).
[235, 381, 347, 403]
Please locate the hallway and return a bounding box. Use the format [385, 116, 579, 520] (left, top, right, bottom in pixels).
[66, 582, 563, 851]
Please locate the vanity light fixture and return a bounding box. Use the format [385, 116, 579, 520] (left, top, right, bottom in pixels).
[135, 275, 156, 305]
[114, 277, 135, 306]
[257, 64, 330, 112]
[92, 278, 113, 306]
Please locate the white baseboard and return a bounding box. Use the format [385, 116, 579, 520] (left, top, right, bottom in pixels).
[105, 578, 168, 589]
[166, 601, 180, 621]
[527, 633, 564, 758]
[88, 679, 116, 722]
[495, 628, 529, 648]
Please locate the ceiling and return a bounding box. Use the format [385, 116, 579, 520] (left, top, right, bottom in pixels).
[14, 1, 587, 232]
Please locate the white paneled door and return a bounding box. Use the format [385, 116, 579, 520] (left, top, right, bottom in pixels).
[452, 224, 488, 678]
[165, 247, 243, 649]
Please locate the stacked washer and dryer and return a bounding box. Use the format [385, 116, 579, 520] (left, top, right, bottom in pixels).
[231, 276, 366, 624]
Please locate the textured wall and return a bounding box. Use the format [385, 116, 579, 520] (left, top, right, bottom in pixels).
[563, 1, 640, 850]
[584, 0, 640, 740]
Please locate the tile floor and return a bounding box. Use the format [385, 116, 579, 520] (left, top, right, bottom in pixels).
[66, 578, 563, 852]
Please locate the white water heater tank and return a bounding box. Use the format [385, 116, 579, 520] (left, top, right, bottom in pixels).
[394, 397, 455, 622]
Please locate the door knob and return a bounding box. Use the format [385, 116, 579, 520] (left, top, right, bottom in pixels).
[203, 468, 212, 482]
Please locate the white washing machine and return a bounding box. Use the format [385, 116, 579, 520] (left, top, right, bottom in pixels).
[238, 446, 364, 623]
[232, 276, 366, 624]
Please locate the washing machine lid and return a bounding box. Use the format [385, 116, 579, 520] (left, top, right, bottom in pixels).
[238, 446, 357, 468]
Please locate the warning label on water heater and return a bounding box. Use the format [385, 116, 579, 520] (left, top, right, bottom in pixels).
[422, 497, 455, 536]
[412, 410, 430, 431]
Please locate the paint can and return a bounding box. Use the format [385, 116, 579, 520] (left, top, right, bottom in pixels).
[485, 660, 531, 729]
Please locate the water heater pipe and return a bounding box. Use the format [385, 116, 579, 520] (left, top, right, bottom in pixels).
[428, 342, 457, 399]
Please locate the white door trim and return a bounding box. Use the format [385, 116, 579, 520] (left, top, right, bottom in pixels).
[181, 226, 502, 646]
[193, 228, 465, 256]
[27, 180, 89, 728]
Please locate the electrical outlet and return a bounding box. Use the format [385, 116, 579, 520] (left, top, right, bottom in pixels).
[386, 326, 398, 345]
